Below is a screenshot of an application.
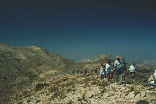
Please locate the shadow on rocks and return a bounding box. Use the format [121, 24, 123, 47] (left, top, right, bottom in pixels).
[136, 100, 149, 104]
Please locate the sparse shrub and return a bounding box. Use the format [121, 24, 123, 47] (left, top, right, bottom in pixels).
[67, 100, 73, 104]
[102, 81, 109, 87]
[149, 92, 155, 96]
[111, 86, 116, 91]
[130, 86, 134, 92]
[62, 77, 68, 82]
[84, 77, 91, 83]
[65, 81, 74, 88]
[91, 81, 97, 85]
[125, 89, 130, 96]
[35, 83, 49, 91]
[66, 88, 72, 92]
[150, 99, 156, 103]
[136, 100, 149, 104]
[96, 81, 103, 86]
[82, 91, 87, 100]
[100, 89, 105, 93]
[110, 93, 115, 96]
[49, 86, 58, 92]
[77, 98, 82, 101]
[134, 87, 140, 96]
[23, 90, 29, 96]
[72, 84, 75, 88]
[99, 86, 104, 89]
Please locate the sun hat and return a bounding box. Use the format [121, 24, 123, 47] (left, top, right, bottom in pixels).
[116, 55, 121, 59]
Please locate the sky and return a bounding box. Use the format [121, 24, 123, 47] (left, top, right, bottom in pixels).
[0, 0, 156, 63]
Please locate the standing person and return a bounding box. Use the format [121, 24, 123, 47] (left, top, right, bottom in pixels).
[105, 60, 113, 82]
[120, 58, 127, 83]
[92, 69, 94, 74]
[72, 69, 75, 74]
[99, 62, 105, 81]
[129, 62, 136, 82]
[153, 70, 156, 85]
[84, 69, 87, 75]
[114, 55, 122, 84]
[94, 68, 98, 78]
[94, 68, 97, 74]
[76, 69, 79, 76]
[80, 70, 83, 76]
[154, 70, 156, 85]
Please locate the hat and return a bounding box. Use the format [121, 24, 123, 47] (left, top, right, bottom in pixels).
[116, 55, 121, 59]
[100, 61, 103, 64]
[122, 58, 125, 60]
[133, 62, 136, 65]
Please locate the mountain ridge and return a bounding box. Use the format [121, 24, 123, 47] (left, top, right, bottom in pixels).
[0, 42, 83, 98]
[77, 54, 115, 63]
[0, 42, 155, 103]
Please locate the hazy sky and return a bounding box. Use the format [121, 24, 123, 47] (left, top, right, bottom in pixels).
[0, 0, 156, 63]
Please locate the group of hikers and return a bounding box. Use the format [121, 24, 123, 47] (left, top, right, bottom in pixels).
[98, 55, 136, 84]
[72, 55, 156, 85]
[72, 69, 88, 76]
[99, 55, 156, 85]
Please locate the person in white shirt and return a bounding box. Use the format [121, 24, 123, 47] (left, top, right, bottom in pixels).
[154, 71, 155, 84]
[129, 62, 136, 81]
[105, 60, 113, 82]
[114, 55, 121, 82]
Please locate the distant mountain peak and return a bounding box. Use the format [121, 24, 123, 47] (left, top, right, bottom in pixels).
[78, 54, 115, 63]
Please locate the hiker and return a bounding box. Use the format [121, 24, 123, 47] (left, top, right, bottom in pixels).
[92, 69, 94, 74]
[154, 71, 156, 84]
[120, 58, 127, 83]
[114, 55, 122, 83]
[94, 68, 97, 74]
[80, 70, 83, 75]
[99, 62, 105, 81]
[76, 69, 79, 76]
[94, 68, 98, 78]
[129, 62, 136, 81]
[105, 60, 113, 82]
[148, 71, 155, 85]
[72, 69, 75, 74]
[84, 69, 87, 75]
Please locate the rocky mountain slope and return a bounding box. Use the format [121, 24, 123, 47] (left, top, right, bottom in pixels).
[136, 59, 156, 67]
[0, 42, 83, 98]
[3, 74, 156, 104]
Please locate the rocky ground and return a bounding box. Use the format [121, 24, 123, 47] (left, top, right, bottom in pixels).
[2, 74, 156, 104]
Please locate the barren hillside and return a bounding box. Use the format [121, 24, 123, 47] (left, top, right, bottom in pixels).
[0, 42, 83, 98]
